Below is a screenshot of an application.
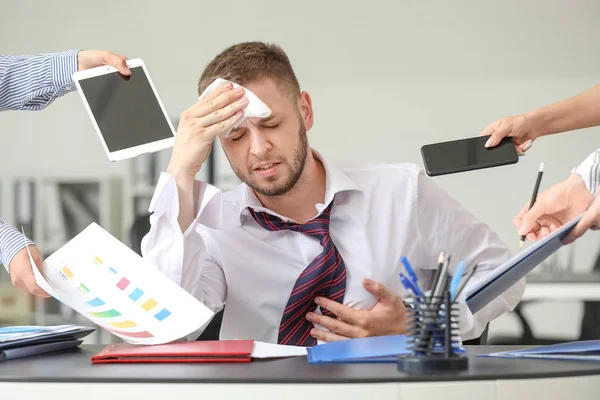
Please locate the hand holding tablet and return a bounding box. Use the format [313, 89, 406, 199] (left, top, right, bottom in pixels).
[72, 58, 175, 161]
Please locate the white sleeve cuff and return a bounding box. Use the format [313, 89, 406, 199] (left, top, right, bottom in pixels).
[572, 149, 600, 197]
[149, 172, 223, 235]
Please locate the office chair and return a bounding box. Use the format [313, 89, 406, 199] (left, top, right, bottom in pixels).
[129, 213, 224, 340]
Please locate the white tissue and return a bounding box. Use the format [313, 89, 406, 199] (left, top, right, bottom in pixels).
[198, 78, 272, 138]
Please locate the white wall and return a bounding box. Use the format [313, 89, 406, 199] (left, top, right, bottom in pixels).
[2, 0, 599, 339]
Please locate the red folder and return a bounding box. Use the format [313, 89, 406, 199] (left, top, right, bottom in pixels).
[91, 340, 254, 364]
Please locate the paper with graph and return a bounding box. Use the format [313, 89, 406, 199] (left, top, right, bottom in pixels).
[27, 223, 214, 345]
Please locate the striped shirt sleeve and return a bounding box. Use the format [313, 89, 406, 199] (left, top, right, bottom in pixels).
[0, 219, 35, 272]
[573, 148, 600, 197]
[0, 50, 78, 111]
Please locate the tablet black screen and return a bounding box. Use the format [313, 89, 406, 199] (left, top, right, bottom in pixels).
[77, 66, 173, 152]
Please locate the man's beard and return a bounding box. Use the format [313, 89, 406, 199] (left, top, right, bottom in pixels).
[233, 121, 308, 197]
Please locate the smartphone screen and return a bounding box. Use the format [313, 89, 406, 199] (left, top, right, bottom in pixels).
[421, 136, 518, 176]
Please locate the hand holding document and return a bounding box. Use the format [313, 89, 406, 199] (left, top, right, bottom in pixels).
[25, 223, 214, 345]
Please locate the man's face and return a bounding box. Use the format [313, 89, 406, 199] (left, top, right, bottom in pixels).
[220, 78, 313, 197]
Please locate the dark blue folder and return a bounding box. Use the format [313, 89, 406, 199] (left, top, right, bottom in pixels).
[0, 326, 94, 362]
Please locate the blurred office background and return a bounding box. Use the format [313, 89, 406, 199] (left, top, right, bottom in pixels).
[1, 0, 599, 344]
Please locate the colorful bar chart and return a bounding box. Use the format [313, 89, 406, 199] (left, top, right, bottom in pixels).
[92, 255, 173, 323]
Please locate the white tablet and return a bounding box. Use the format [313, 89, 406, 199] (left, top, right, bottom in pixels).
[72, 58, 175, 161]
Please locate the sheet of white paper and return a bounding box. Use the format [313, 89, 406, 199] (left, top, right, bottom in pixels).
[26, 223, 214, 345]
[465, 214, 583, 313]
[251, 341, 308, 358]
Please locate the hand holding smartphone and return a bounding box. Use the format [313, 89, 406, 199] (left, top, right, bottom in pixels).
[421, 136, 519, 177]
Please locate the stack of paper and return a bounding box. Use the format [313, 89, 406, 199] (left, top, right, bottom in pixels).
[27, 223, 215, 345]
[481, 340, 600, 362]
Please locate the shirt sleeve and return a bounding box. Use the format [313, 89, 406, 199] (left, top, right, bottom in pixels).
[572, 148, 600, 197]
[413, 169, 525, 341]
[0, 50, 78, 111]
[0, 219, 35, 271]
[140, 172, 227, 321]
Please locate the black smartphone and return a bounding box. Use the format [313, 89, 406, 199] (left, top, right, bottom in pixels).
[421, 136, 518, 176]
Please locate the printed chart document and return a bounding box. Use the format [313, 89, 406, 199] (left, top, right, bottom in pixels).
[26, 223, 214, 345]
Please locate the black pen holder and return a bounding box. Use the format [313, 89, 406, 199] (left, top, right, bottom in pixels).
[397, 290, 468, 373]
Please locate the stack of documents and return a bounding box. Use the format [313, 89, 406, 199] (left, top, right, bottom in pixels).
[480, 340, 600, 362]
[0, 324, 94, 361]
[26, 223, 215, 345]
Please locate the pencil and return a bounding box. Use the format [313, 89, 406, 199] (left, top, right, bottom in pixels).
[520, 161, 545, 248]
[453, 264, 479, 302]
[429, 251, 445, 298]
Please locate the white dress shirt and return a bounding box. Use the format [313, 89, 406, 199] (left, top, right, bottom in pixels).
[573, 148, 600, 197]
[141, 151, 525, 343]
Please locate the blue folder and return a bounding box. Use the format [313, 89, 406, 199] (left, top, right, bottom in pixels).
[465, 214, 583, 314]
[0, 339, 83, 361]
[479, 340, 600, 362]
[307, 335, 410, 364]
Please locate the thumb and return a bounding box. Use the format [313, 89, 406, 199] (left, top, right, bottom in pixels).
[363, 278, 396, 303]
[105, 52, 131, 76]
[484, 123, 510, 148]
[563, 203, 599, 244]
[480, 121, 497, 138]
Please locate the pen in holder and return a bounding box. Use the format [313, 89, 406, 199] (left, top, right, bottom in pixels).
[397, 289, 468, 373]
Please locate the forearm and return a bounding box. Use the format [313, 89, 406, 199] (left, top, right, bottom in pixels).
[141, 174, 226, 310]
[0, 51, 78, 111]
[0, 219, 35, 271]
[526, 84, 600, 138]
[165, 169, 196, 232]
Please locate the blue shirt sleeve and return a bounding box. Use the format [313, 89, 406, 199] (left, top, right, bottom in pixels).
[0, 219, 35, 272]
[0, 50, 79, 111]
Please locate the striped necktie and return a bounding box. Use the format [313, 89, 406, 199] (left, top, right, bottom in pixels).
[248, 201, 347, 346]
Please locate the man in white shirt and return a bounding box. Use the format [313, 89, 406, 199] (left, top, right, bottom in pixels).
[142, 41, 524, 345]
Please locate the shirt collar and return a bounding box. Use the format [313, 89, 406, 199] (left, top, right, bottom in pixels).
[235, 149, 362, 224]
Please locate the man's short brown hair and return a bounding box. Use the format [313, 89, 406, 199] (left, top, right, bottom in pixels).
[198, 42, 300, 101]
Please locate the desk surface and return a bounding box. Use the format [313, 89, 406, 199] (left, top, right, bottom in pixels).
[2, 345, 600, 384]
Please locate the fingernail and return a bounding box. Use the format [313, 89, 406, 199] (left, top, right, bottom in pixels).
[234, 87, 244, 95]
[364, 278, 372, 287]
[484, 138, 493, 148]
[310, 329, 317, 337]
[519, 225, 527, 234]
[305, 313, 313, 321]
[237, 97, 248, 105]
[314, 297, 322, 306]
[522, 141, 533, 152]
[223, 82, 232, 89]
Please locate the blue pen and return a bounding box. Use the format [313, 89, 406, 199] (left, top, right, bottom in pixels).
[401, 256, 423, 294]
[399, 273, 414, 295]
[400, 273, 424, 297]
[450, 261, 467, 301]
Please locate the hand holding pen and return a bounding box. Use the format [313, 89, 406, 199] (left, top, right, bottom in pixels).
[519, 161, 544, 248]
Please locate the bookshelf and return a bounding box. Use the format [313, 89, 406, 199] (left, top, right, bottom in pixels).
[0, 174, 123, 344]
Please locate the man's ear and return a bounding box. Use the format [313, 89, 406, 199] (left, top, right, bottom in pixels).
[298, 91, 314, 131]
